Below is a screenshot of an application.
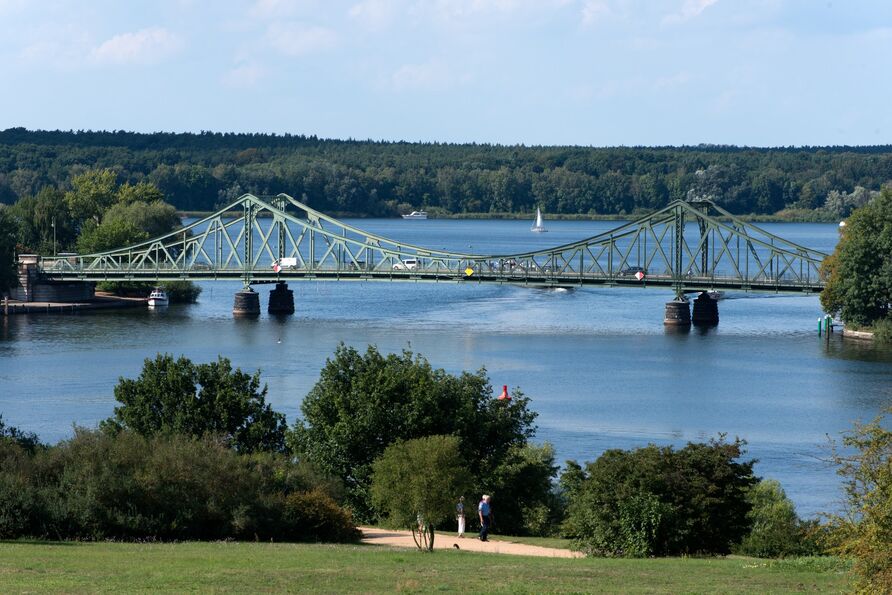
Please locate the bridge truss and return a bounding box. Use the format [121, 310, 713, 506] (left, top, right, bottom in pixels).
[38, 193, 827, 294]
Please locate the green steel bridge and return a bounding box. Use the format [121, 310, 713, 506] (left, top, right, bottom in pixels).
[35, 193, 827, 295]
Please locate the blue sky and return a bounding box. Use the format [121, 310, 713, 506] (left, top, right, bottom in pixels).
[1, 0, 891, 146]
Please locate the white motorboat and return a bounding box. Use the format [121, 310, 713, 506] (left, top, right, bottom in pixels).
[402, 211, 428, 220]
[147, 287, 169, 308]
[531, 207, 547, 232]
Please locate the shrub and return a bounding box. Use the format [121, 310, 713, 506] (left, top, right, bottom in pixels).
[480, 442, 561, 536]
[0, 428, 356, 543]
[279, 489, 360, 543]
[562, 437, 758, 557]
[0, 442, 39, 538]
[735, 479, 822, 558]
[872, 317, 892, 344]
[827, 407, 892, 593]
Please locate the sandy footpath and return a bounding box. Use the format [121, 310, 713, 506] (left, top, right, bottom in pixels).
[359, 527, 583, 558]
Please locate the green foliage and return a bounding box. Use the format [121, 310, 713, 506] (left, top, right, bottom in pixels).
[827, 407, 892, 593]
[101, 199, 180, 238]
[76, 218, 148, 254]
[159, 280, 202, 303]
[0, 206, 18, 292]
[116, 181, 165, 205]
[735, 479, 822, 558]
[4, 128, 892, 217]
[371, 435, 472, 533]
[481, 442, 561, 536]
[0, 428, 356, 542]
[872, 317, 892, 344]
[821, 187, 892, 327]
[106, 354, 286, 454]
[65, 169, 118, 225]
[6, 187, 76, 255]
[289, 344, 540, 523]
[562, 437, 758, 557]
[279, 488, 360, 542]
[0, 414, 42, 453]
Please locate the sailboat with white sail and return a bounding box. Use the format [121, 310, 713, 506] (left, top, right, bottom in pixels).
[531, 207, 547, 232]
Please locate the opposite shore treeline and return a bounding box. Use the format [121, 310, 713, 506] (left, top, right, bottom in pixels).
[2, 128, 891, 219]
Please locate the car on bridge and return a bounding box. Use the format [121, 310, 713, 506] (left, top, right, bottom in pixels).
[392, 258, 418, 271]
[620, 266, 647, 277]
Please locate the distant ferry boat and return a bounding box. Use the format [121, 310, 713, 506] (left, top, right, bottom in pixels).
[402, 211, 428, 220]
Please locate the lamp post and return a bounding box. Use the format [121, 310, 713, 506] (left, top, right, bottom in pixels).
[51, 217, 56, 256]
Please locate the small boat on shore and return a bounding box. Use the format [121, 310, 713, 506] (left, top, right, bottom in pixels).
[402, 211, 428, 220]
[531, 207, 547, 232]
[147, 287, 169, 308]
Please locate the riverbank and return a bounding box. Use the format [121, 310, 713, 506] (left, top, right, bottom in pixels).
[177, 209, 839, 223]
[0, 540, 850, 593]
[1, 293, 145, 316]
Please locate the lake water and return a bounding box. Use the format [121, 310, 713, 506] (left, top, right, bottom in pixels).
[2, 219, 891, 517]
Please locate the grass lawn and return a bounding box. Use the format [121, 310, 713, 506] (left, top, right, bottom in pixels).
[0, 540, 850, 593]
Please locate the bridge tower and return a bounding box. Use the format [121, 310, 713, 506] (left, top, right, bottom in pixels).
[233, 199, 260, 317]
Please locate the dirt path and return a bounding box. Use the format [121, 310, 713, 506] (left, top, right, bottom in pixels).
[359, 527, 583, 558]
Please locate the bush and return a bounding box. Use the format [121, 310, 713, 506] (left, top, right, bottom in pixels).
[279, 489, 360, 543]
[0, 442, 39, 538]
[735, 479, 822, 558]
[481, 442, 561, 536]
[562, 437, 758, 557]
[872, 317, 892, 344]
[0, 428, 357, 543]
[827, 407, 892, 593]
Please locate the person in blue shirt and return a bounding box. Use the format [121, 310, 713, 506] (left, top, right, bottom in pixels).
[478, 494, 493, 541]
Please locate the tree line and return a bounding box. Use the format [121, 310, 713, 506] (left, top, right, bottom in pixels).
[2, 128, 892, 217]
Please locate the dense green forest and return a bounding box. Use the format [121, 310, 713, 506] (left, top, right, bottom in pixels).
[2, 127, 891, 218]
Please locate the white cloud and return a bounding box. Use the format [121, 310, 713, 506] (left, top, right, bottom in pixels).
[349, 0, 399, 31]
[654, 71, 691, 89]
[90, 27, 183, 65]
[580, 0, 610, 26]
[17, 23, 92, 69]
[267, 22, 338, 56]
[663, 0, 719, 26]
[391, 60, 471, 90]
[222, 63, 267, 88]
[412, 0, 572, 24]
[250, 0, 314, 19]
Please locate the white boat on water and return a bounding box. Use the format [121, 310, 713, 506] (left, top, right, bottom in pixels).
[147, 287, 169, 308]
[531, 207, 547, 232]
[402, 210, 428, 220]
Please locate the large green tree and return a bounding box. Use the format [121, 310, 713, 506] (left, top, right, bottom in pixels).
[7, 187, 76, 255]
[821, 188, 892, 329]
[65, 169, 118, 226]
[105, 354, 286, 454]
[288, 344, 544, 523]
[0, 206, 18, 293]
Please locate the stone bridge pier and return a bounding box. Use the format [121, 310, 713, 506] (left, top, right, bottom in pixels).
[664, 292, 720, 327]
[13, 255, 94, 302]
[231, 283, 295, 317]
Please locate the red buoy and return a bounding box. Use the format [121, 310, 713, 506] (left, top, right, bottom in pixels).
[498, 385, 511, 401]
